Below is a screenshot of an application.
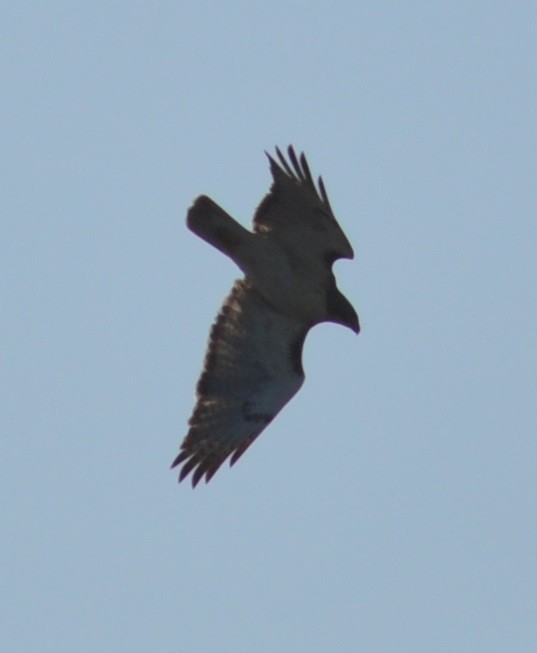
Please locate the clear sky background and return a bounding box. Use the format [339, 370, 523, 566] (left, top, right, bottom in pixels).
[3, 3, 537, 652]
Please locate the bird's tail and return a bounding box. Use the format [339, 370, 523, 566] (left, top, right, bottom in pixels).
[186, 195, 253, 262]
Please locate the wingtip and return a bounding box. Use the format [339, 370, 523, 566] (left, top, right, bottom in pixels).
[170, 452, 183, 470]
[265, 150, 279, 175]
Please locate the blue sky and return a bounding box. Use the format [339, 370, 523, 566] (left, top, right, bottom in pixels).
[3, 3, 537, 651]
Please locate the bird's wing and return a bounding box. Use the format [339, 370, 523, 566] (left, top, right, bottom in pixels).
[253, 145, 354, 265]
[172, 280, 307, 486]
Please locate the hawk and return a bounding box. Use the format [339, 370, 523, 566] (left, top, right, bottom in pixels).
[172, 146, 360, 486]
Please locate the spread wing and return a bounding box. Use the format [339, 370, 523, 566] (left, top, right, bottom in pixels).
[172, 280, 307, 487]
[254, 145, 354, 265]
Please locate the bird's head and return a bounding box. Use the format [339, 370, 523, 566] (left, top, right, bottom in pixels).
[326, 286, 360, 334]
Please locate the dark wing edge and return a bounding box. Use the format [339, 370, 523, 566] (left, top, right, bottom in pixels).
[264, 145, 334, 214]
[172, 281, 307, 487]
[257, 145, 354, 262]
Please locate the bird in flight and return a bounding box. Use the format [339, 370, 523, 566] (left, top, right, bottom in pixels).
[172, 146, 360, 486]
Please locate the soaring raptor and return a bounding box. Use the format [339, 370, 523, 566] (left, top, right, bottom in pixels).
[172, 146, 360, 486]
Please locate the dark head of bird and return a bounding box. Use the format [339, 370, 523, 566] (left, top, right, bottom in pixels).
[326, 286, 360, 334]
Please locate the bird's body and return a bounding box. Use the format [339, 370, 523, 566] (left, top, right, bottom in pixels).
[187, 196, 339, 325]
[173, 146, 359, 486]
